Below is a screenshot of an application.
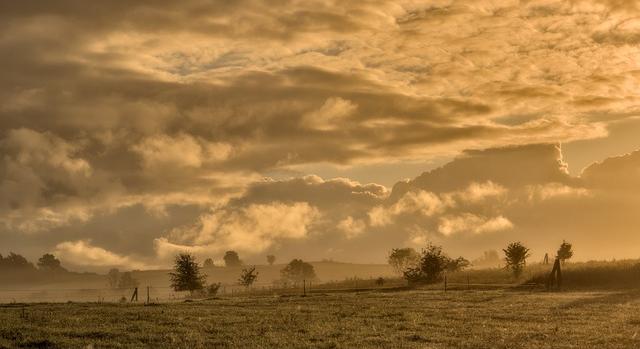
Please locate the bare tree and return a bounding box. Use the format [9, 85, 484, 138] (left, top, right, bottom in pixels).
[238, 266, 259, 287]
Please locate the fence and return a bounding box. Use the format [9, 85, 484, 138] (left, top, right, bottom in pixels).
[0, 277, 534, 304]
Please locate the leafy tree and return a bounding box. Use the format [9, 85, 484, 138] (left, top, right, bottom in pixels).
[0, 252, 36, 270]
[107, 268, 120, 288]
[445, 256, 471, 272]
[267, 255, 276, 266]
[280, 259, 316, 282]
[557, 240, 573, 264]
[203, 258, 215, 268]
[472, 250, 501, 268]
[169, 253, 207, 293]
[37, 253, 66, 272]
[416, 244, 449, 283]
[388, 248, 420, 274]
[238, 266, 259, 287]
[206, 282, 222, 296]
[402, 266, 425, 284]
[223, 251, 242, 267]
[503, 242, 530, 278]
[118, 272, 139, 288]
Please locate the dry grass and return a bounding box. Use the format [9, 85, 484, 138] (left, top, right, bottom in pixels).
[1, 289, 640, 348]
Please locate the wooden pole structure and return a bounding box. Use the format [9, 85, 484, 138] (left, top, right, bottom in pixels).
[130, 287, 138, 302]
[546, 257, 562, 291]
[146, 286, 150, 304]
[444, 275, 447, 292]
[303, 279, 306, 296]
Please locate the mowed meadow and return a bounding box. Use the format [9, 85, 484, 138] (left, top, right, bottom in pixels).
[2, 259, 640, 348]
[2, 290, 640, 349]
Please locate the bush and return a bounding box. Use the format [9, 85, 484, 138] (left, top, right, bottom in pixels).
[402, 243, 469, 285]
[281, 259, 316, 283]
[238, 267, 259, 287]
[503, 242, 530, 278]
[206, 283, 222, 296]
[169, 253, 207, 293]
[388, 248, 420, 275]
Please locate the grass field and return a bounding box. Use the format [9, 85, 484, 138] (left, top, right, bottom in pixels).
[2, 289, 640, 348]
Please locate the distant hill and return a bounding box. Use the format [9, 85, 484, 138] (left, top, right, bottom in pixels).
[0, 261, 395, 290]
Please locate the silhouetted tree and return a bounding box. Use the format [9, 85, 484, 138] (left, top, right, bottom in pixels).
[543, 253, 549, 265]
[472, 250, 501, 268]
[409, 244, 449, 283]
[238, 266, 259, 287]
[281, 259, 316, 283]
[557, 240, 573, 265]
[267, 255, 276, 266]
[203, 258, 215, 268]
[169, 253, 207, 293]
[37, 253, 66, 272]
[223, 251, 242, 267]
[107, 268, 120, 288]
[0, 252, 36, 271]
[503, 242, 530, 278]
[445, 256, 471, 272]
[118, 272, 139, 288]
[388, 248, 420, 275]
[205, 282, 222, 296]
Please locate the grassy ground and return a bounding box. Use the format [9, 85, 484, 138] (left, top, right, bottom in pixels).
[1, 289, 640, 348]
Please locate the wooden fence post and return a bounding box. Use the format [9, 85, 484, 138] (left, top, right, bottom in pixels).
[303, 279, 306, 296]
[444, 275, 447, 292]
[146, 286, 150, 304]
[130, 287, 138, 302]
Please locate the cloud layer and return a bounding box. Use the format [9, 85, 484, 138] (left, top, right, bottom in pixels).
[1, 1, 640, 269]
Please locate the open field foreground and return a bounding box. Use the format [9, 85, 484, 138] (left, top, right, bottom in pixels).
[1, 290, 639, 349]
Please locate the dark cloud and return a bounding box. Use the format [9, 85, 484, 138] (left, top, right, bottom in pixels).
[1, 1, 639, 268]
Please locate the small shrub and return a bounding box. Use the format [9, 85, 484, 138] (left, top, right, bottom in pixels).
[206, 283, 222, 296]
[503, 242, 530, 278]
[238, 267, 259, 287]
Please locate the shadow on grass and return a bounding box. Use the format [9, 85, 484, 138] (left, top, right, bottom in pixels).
[557, 290, 640, 309]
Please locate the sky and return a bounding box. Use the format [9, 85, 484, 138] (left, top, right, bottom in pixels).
[1, 0, 640, 271]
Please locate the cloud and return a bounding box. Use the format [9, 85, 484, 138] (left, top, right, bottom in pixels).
[54, 240, 149, 270]
[582, 150, 640, 190]
[369, 190, 444, 227]
[526, 183, 590, 201]
[337, 216, 367, 239]
[2, 1, 640, 267]
[156, 202, 320, 259]
[438, 214, 513, 236]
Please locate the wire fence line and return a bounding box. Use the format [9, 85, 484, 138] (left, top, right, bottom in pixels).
[0, 278, 528, 304]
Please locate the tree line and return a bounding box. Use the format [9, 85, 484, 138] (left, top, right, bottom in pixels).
[202, 251, 278, 268]
[169, 254, 317, 296]
[388, 240, 574, 284]
[0, 252, 67, 273]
